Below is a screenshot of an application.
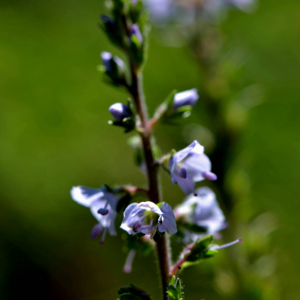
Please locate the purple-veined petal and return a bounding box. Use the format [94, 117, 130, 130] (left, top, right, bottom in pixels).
[181, 153, 212, 182]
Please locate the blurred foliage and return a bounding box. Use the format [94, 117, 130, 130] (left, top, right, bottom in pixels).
[0, 0, 300, 299]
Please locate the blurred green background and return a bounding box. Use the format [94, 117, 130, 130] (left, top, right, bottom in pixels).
[1, 0, 300, 299]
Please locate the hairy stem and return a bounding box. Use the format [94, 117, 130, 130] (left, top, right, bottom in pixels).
[123, 19, 170, 299]
[129, 62, 170, 300]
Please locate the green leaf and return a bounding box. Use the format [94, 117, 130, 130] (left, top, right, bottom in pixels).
[129, 0, 143, 23]
[118, 284, 152, 300]
[168, 285, 179, 300]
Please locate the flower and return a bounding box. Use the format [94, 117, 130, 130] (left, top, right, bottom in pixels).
[175, 187, 226, 243]
[120, 201, 177, 236]
[173, 88, 199, 110]
[70, 185, 119, 244]
[109, 103, 132, 122]
[169, 140, 217, 195]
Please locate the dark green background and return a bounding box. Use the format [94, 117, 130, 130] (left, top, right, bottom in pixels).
[0, 0, 299, 299]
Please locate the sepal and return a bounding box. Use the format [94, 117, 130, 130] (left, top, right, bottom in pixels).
[168, 275, 184, 300]
[185, 235, 215, 262]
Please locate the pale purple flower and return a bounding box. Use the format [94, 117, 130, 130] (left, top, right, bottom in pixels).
[109, 103, 131, 122]
[71, 185, 119, 244]
[130, 24, 143, 44]
[173, 88, 199, 110]
[120, 201, 177, 236]
[169, 140, 217, 195]
[175, 187, 226, 243]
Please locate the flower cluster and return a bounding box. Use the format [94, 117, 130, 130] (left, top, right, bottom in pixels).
[70, 1, 243, 298]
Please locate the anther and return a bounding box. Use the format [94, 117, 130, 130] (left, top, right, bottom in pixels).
[179, 168, 187, 179]
[98, 208, 109, 215]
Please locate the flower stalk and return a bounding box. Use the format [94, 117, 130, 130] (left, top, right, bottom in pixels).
[121, 15, 171, 300]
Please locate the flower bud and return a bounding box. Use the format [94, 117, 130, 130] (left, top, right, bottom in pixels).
[109, 103, 131, 122]
[101, 52, 125, 81]
[173, 88, 199, 110]
[130, 24, 143, 45]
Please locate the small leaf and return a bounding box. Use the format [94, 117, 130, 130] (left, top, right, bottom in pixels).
[118, 284, 152, 300]
[168, 285, 179, 300]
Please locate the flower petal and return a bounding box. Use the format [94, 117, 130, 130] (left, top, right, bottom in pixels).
[159, 203, 177, 234]
[181, 153, 211, 182]
[71, 186, 104, 207]
[120, 203, 139, 235]
[173, 171, 196, 195]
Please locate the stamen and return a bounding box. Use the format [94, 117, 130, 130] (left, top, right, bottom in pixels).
[202, 171, 217, 181]
[179, 168, 187, 179]
[210, 238, 241, 250]
[98, 201, 109, 215]
[123, 249, 136, 274]
[158, 216, 163, 225]
[100, 227, 108, 244]
[174, 266, 181, 287]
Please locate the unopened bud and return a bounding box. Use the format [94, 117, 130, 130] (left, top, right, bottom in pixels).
[173, 89, 199, 110]
[101, 52, 125, 79]
[109, 103, 131, 122]
[130, 24, 143, 45]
